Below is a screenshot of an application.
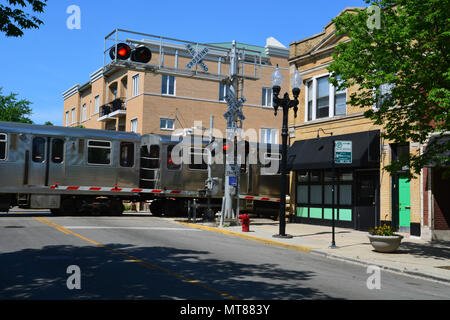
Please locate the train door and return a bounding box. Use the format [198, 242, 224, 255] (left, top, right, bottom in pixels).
[27, 136, 65, 186]
[140, 144, 160, 189]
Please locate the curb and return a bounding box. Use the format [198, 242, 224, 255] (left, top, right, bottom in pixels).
[177, 221, 450, 286]
[310, 250, 450, 285]
[177, 221, 313, 254]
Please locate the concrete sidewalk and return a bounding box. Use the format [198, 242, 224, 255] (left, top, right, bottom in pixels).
[174, 217, 450, 285]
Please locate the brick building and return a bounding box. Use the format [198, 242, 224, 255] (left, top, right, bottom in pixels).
[62, 35, 290, 144]
[286, 7, 435, 237]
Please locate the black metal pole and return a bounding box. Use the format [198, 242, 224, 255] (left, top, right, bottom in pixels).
[331, 139, 337, 248]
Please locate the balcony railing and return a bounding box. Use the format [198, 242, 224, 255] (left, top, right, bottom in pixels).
[98, 98, 126, 121]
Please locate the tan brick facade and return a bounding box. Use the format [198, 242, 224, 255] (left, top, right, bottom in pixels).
[288, 8, 423, 235]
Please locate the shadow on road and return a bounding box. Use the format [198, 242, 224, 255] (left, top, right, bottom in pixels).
[0, 243, 336, 300]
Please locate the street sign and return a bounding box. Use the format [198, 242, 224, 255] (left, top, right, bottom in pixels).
[229, 176, 237, 186]
[185, 44, 209, 72]
[334, 140, 352, 164]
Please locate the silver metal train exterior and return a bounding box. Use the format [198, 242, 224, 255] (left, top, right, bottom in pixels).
[0, 121, 285, 217]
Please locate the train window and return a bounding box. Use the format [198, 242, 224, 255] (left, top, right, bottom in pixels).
[87, 140, 111, 165]
[120, 142, 134, 167]
[167, 145, 181, 170]
[32, 137, 46, 163]
[0, 133, 6, 160]
[189, 147, 207, 170]
[51, 139, 64, 163]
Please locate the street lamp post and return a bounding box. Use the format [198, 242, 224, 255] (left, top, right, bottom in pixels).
[271, 67, 302, 239]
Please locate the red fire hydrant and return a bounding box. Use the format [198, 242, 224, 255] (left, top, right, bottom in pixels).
[239, 214, 250, 232]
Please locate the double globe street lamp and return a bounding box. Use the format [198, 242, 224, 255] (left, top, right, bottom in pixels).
[271, 66, 303, 238]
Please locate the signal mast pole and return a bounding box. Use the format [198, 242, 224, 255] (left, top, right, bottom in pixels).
[220, 40, 244, 225]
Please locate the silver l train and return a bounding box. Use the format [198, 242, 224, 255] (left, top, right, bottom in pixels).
[0, 121, 286, 217]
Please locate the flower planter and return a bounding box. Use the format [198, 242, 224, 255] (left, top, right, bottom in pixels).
[368, 234, 403, 253]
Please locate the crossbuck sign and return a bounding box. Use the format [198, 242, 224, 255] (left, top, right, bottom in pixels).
[223, 89, 245, 121]
[185, 44, 209, 72]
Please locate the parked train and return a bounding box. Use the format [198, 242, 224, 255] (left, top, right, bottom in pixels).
[0, 121, 286, 217]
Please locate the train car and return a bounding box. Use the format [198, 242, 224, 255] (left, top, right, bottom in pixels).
[0, 121, 141, 215]
[0, 121, 287, 217]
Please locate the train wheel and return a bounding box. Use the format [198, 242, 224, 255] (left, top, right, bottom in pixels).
[110, 200, 124, 216]
[150, 200, 164, 217]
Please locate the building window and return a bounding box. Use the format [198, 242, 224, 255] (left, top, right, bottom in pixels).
[94, 95, 100, 114]
[306, 81, 313, 121]
[132, 74, 139, 97]
[0, 133, 7, 160]
[374, 82, 395, 110]
[87, 140, 111, 165]
[82, 104, 87, 122]
[219, 83, 230, 101]
[160, 118, 174, 131]
[65, 111, 69, 126]
[260, 128, 278, 144]
[71, 107, 76, 124]
[130, 118, 138, 133]
[334, 75, 347, 116]
[120, 142, 134, 167]
[161, 75, 175, 95]
[316, 76, 329, 119]
[262, 87, 273, 107]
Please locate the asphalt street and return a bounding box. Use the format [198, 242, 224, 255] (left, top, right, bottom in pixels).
[0, 212, 449, 300]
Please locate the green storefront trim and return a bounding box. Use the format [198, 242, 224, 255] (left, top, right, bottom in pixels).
[296, 207, 308, 218]
[310, 207, 322, 219]
[339, 209, 352, 221]
[296, 207, 353, 222]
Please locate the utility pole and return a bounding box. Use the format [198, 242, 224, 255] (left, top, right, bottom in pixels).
[221, 40, 245, 226]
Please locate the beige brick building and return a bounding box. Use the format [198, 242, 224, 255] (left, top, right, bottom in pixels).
[62, 37, 290, 145]
[287, 7, 427, 236]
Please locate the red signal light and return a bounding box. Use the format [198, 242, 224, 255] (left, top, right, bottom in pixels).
[223, 144, 229, 151]
[109, 43, 131, 60]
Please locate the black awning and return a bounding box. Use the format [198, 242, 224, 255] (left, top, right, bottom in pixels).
[287, 130, 380, 170]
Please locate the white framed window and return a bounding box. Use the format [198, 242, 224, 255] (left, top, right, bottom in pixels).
[160, 118, 174, 131]
[132, 74, 139, 97]
[161, 75, 175, 95]
[0, 133, 7, 160]
[262, 87, 273, 107]
[260, 128, 278, 144]
[65, 111, 69, 126]
[130, 118, 138, 133]
[305, 74, 347, 121]
[94, 95, 100, 114]
[71, 107, 76, 124]
[82, 104, 87, 122]
[374, 82, 395, 110]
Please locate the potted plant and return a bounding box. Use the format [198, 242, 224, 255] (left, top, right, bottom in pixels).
[368, 224, 403, 253]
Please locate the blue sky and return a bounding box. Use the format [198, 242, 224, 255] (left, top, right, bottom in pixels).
[0, 0, 367, 125]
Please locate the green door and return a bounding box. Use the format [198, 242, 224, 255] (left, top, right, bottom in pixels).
[398, 175, 411, 228]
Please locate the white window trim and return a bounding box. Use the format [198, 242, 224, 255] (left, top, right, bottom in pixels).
[82, 103, 87, 122]
[161, 75, 176, 96]
[160, 117, 175, 131]
[94, 95, 100, 115]
[65, 111, 70, 127]
[304, 73, 348, 122]
[260, 128, 278, 144]
[132, 74, 140, 97]
[262, 87, 273, 107]
[130, 118, 138, 133]
[71, 107, 76, 124]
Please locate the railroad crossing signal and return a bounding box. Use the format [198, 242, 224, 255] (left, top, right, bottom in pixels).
[223, 90, 245, 121]
[185, 44, 209, 72]
[109, 43, 152, 63]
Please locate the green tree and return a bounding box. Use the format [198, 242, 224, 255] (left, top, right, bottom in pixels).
[44, 121, 53, 125]
[0, 87, 33, 123]
[328, 0, 450, 179]
[0, 0, 47, 37]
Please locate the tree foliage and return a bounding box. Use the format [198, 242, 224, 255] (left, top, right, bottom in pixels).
[328, 0, 450, 179]
[0, 87, 33, 123]
[0, 0, 47, 37]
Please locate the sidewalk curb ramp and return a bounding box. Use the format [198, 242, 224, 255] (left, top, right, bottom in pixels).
[176, 221, 450, 286]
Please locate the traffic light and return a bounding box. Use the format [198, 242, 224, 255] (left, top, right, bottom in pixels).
[109, 43, 152, 63]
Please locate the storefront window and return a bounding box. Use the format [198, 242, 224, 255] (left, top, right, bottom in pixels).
[340, 185, 352, 205]
[310, 170, 322, 182]
[297, 170, 309, 182]
[310, 185, 322, 204]
[297, 185, 308, 204]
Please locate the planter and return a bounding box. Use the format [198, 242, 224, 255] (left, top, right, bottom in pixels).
[368, 234, 403, 253]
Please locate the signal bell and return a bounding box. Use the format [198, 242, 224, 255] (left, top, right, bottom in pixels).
[109, 43, 152, 63]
